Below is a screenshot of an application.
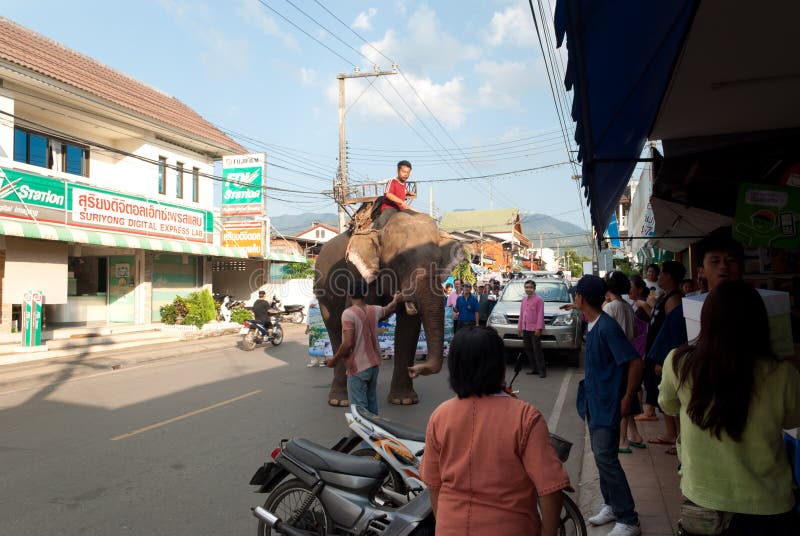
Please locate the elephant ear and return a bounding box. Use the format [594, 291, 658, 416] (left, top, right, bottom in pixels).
[346, 232, 381, 283]
[438, 236, 464, 280]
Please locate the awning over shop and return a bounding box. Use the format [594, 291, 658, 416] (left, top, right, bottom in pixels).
[554, 0, 698, 235]
[649, 198, 731, 253]
[0, 219, 249, 258]
[264, 250, 306, 263]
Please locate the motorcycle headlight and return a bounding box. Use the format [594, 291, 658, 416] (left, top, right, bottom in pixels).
[488, 312, 506, 325]
[551, 313, 574, 326]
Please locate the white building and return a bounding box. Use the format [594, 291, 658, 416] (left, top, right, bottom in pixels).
[0, 17, 252, 330]
[294, 221, 339, 244]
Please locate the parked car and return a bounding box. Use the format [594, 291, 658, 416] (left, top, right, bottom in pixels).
[487, 278, 582, 367]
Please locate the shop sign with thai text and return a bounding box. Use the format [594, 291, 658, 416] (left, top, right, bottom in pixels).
[221, 221, 265, 257]
[0, 167, 213, 243]
[733, 183, 799, 249]
[221, 153, 265, 217]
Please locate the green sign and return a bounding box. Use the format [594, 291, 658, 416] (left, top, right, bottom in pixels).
[22, 290, 44, 346]
[0, 167, 213, 243]
[221, 153, 265, 216]
[733, 183, 799, 249]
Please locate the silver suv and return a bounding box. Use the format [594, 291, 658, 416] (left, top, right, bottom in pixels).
[487, 279, 582, 367]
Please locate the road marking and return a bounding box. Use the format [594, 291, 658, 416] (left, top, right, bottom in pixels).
[547, 369, 573, 432]
[110, 390, 262, 441]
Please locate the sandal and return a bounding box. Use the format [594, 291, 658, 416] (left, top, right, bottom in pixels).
[634, 414, 658, 422]
[628, 440, 647, 449]
[648, 436, 675, 445]
[618, 447, 633, 454]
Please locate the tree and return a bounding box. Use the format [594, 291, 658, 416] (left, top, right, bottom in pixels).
[613, 258, 636, 276]
[564, 249, 590, 277]
[283, 261, 315, 279]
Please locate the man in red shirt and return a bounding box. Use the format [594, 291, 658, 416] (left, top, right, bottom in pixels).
[376, 160, 415, 227]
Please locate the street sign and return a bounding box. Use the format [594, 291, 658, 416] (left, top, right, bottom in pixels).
[221, 221, 266, 257]
[22, 290, 44, 347]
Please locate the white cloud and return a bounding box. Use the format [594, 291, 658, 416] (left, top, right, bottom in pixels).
[360, 6, 481, 72]
[352, 8, 377, 31]
[237, 0, 298, 50]
[326, 73, 467, 129]
[299, 67, 317, 86]
[473, 59, 545, 108]
[485, 5, 537, 47]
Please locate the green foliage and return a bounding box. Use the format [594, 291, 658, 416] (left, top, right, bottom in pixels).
[282, 261, 315, 279]
[565, 249, 591, 277]
[159, 303, 180, 325]
[613, 258, 637, 276]
[231, 306, 253, 324]
[182, 289, 217, 329]
[451, 248, 476, 284]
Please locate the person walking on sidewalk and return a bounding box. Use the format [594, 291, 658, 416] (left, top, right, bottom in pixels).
[325, 281, 402, 414]
[574, 275, 643, 536]
[659, 281, 800, 534]
[518, 280, 546, 378]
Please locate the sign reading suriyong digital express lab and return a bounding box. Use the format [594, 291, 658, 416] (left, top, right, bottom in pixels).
[0, 167, 213, 243]
[221, 153, 265, 216]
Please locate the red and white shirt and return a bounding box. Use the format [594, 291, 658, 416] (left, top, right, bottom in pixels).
[341, 305, 383, 376]
[381, 177, 407, 211]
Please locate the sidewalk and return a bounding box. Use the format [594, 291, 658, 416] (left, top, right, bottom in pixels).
[579, 418, 682, 535]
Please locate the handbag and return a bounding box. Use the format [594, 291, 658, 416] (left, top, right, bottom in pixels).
[677, 499, 733, 535]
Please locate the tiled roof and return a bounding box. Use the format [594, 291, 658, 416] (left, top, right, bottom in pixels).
[0, 17, 245, 154]
[440, 208, 520, 233]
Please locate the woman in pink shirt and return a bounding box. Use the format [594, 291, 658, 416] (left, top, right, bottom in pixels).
[518, 280, 547, 377]
[420, 326, 571, 535]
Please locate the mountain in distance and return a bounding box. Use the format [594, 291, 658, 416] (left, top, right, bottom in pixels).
[521, 213, 593, 257]
[270, 211, 591, 255]
[270, 212, 339, 236]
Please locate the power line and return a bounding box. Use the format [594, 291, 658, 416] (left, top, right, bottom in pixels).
[414, 161, 571, 183]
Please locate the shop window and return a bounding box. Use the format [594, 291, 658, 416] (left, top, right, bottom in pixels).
[176, 162, 184, 198]
[158, 156, 167, 194]
[192, 167, 199, 202]
[13, 127, 89, 176]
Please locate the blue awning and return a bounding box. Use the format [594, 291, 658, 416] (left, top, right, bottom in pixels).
[554, 0, 698, 235]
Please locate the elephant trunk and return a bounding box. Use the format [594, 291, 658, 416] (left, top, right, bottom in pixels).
[418, 281, 445, 373]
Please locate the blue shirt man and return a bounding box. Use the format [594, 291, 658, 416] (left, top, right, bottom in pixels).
[574, 275, 643, 535]
[455, 282, 480, 329]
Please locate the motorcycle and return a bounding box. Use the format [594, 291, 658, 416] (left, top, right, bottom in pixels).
[241, 313, 284, 351]
[218, 295, 246, 322]
[269, 296, 306, 324]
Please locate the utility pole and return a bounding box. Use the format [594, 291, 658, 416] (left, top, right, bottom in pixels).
[429, 186, 434, 218]
[336, 65, 398, 231]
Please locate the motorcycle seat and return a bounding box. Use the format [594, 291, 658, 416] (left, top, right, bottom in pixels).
[283, 304, 303, 312]
[354, 406, 426, 443]
[284, 438, 389, 480]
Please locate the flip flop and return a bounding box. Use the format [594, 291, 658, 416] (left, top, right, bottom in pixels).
[628, 440, 647, 449]
[618, 448, 633, 454]
[634, 414, 659, 422]
[648, 436, 675, 445]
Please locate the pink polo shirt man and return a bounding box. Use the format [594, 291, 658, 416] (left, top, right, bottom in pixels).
[519, 292, 545, 332]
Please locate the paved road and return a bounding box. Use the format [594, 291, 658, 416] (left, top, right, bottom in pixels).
[0, 324, 585, 535]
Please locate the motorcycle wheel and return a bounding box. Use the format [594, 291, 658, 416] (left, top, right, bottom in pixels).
[270, 327, 284, 346]
[351, 448, 408, 504]
[242, 330, 257, 351]
[554, 491, 587, 536]
[259, 478, 331, 536]
[289, 311, 304, 324]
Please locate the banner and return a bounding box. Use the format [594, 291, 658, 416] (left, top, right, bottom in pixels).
[0, 167, 213, 243]
[221, 221, 265, 257]
[308, 306, 454, 358]
[733, 183, 799, 249]
[221, 153, 265, 216]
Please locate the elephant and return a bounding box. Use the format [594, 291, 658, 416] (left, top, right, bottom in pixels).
[314, 210, 462, 406]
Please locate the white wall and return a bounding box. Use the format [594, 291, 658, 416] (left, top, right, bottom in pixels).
[296, 226, 337, 243]
[0, 88, 13, 162]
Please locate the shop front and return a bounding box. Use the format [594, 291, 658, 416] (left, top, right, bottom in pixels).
[0, 166, 248, 331]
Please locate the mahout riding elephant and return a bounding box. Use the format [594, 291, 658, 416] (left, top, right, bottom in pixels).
[314, 210, 462, 405]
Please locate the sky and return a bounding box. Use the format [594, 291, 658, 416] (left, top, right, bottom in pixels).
[1, 0, 590, 230]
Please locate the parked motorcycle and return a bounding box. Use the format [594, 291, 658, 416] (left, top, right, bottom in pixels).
[217, 295, 246, 322]
[250, 437, 435, 536]
[241, 314, 284, 350]
[270, 296, 306, 324]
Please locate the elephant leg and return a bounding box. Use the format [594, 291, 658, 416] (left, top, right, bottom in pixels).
[389, 307, 422, 405]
